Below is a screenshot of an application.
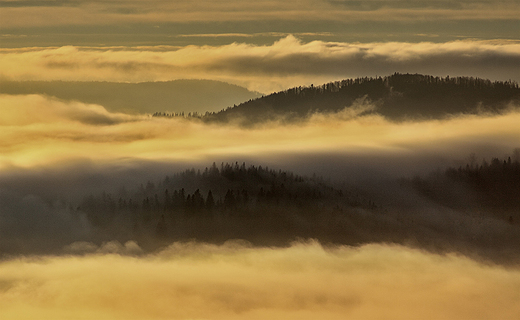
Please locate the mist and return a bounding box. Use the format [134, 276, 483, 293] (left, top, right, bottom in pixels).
[3, 0, 519, 318]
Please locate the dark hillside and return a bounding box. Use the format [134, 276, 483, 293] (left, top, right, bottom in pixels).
[76, 160, 520, 264]
[154, 73, 520, 124]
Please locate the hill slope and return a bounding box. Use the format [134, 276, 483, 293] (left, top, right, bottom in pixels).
[185, 73, 520, 124]
[79, 163, 381, 247]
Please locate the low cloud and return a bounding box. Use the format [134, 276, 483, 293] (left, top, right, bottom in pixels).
[1, 37, 519, 93]
[0, 241, 519, 319]
[0, 94, 137, 126]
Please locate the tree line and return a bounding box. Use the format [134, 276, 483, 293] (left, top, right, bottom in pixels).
[79, 163, 379, 243]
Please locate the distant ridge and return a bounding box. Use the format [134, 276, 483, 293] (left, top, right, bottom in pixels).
[0, 79, 261, 114]
[155, 73, 520, 124]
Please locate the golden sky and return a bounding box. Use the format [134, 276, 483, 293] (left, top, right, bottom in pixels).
[2, 1, 520, 29]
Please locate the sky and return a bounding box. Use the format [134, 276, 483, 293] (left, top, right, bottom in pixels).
[1, 0, 519, 93]
[1, 1, 520, 319]
[1, 1, 520, 45]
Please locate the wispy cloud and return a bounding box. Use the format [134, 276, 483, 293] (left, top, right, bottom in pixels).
[1, 0, 519, 28]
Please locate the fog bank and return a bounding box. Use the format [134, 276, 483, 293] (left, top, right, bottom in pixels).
[1, 93, 519, 174]
[1, 241, 519, 320]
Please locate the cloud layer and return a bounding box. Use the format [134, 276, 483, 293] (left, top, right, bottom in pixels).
[2, 37, 519, 93]
[1, 241, 519, 320]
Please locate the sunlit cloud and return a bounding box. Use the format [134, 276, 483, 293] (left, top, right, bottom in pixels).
[1, 37, 519, 93]
[0, 241, 519, 320]
[0, 93, 519, 171]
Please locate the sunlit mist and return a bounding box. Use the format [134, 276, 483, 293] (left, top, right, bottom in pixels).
[1, 241, 519, 320]
[0, 93, 519, 170]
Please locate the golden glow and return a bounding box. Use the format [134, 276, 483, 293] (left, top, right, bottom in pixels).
[1, 241, 519, 320]
[2, 1, 519, 319]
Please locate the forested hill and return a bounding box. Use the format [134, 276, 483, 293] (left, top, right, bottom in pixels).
[76, 160, 520, 263]
[410, 155, 520, 224]
[154, 73, 520, 124]
[79, 163, 380, 247]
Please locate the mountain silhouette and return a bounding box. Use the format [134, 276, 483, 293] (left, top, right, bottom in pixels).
[155, 73, 520, 124]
